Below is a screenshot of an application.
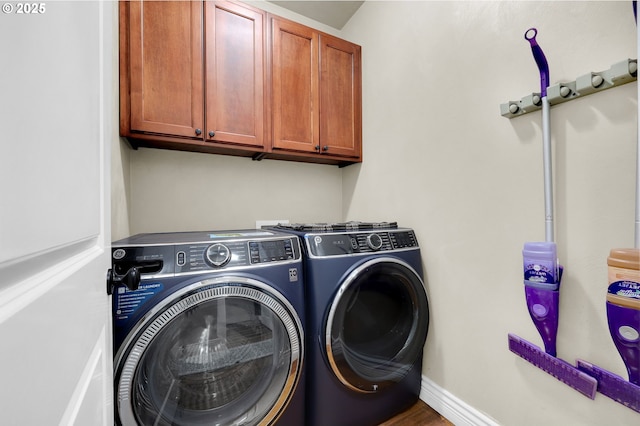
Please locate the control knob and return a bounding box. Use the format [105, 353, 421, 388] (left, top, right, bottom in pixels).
[205, 243, 231, 267]
[366, 233, 383, 250]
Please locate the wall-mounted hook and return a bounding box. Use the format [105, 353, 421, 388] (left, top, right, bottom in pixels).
[501, 59, 637, 119]
[500, 93, 543, 117]
[547, 80, 578, 105]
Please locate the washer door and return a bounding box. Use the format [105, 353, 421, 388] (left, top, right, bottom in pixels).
[115, 277, 303, 426]
[326, 257, 429, 393]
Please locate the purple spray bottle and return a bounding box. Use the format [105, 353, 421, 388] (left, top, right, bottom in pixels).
[523, 242, 560, 356]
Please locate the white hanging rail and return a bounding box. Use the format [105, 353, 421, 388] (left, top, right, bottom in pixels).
[501, 59, 637, 118]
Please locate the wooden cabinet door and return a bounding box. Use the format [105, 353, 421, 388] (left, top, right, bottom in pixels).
[271, 17, 319, 153]
[125, 1, 204, 138]
[271, 16, 361, 160]
[205, 1, 265, 147]
[319, 34, 362, 158]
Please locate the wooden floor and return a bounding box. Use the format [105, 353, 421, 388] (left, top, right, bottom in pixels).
[378, 399, 454, 426]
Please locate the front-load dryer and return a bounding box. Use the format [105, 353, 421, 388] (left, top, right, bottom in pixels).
[110, 230, 305, 426]
[270, 222, 429, 426]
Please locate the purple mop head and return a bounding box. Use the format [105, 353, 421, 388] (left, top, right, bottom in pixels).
[509, 334, 597, 399]
[577, 360, 640, 414]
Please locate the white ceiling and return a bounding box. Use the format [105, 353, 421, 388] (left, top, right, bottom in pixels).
[268, 1, 364, 29]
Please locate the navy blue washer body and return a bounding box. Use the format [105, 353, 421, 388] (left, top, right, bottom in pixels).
[111, 230, 306, 426]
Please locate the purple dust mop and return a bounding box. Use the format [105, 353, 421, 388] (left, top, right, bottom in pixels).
[575, 2, 640, 412]
[508, 28, 597, 399]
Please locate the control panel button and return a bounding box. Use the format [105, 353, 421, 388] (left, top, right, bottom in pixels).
[176, 251, 186, 266]
[367, 233, 383, 250]
[249, 242, 260, 264]
[205, 243, 231, 267]
[284, 240, 294, 259]
[350, 238, 358, 250]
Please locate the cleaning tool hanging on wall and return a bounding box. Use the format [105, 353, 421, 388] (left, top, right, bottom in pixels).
[575, 3, 640, 412]
[508, 28, 597, 399]
[520, 28, 562, 356]
[577, 149, 640, 413]
[524, 28, 554, 243]
[606, 0, 640, 390]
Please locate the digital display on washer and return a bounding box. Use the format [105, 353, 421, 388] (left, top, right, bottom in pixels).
[250, 240, 294, 263]
[391, 231, 416, 248]
[308, 235, 356, 257]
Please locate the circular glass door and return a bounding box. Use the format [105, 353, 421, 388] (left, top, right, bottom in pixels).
[325, 258, 429, 393]
[115, 277, 303, 426]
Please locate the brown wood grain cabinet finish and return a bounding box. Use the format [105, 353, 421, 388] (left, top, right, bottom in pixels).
[320, 33, 362, 158]
[205, 1, 265, 147]
[120, 0, 362, 166]
[124, 0, 204, 139]
[270, 15, 362, 161]
[271, 17, 319, 153]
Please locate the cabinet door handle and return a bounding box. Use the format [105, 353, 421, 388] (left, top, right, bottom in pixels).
[209, 131, 215, 138]
[322, 145, 329, 152]
[195, 128, 202, 136]
[315, 145, 320, 151]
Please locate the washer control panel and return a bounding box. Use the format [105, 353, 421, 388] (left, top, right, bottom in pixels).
[307, 230, 418, 257]
[175, 238, 300, 274]
[112, 231, 301, 277]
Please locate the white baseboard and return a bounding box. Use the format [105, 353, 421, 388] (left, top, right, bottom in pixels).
[420, 375, 500, 426]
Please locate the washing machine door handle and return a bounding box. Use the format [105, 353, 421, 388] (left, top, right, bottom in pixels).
[106, 266, 141, 295]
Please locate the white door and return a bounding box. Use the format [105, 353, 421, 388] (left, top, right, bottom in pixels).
[0, 1, 116, 425]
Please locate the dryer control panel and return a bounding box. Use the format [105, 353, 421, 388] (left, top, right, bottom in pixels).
[306, 230, 418, 258]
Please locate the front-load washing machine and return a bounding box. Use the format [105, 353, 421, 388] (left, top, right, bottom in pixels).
[270, 222, 430, 426]
[110, 230, 305, 426]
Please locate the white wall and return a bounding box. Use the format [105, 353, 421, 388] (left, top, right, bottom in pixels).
[126, 148, 343, 233]
[341, 1, 638, 425]
[111, 139, 131, 240]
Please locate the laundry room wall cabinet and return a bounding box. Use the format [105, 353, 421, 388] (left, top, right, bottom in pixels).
[119, 0, 362, 167]
[270, 15, 362, 162]
[119, 1, 265, 157]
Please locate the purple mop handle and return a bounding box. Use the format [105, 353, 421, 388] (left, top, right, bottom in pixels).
[525, 28, 550, 97]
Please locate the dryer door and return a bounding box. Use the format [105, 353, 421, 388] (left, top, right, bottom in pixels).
[114, 277, 303, 426]
[325, 257, 429, 393]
